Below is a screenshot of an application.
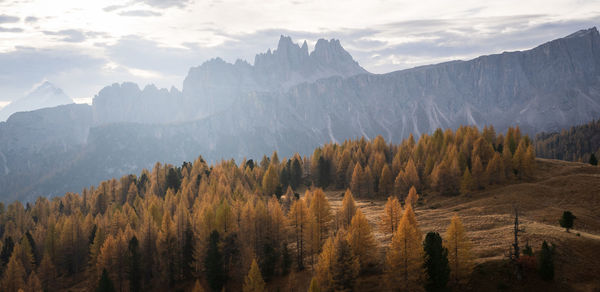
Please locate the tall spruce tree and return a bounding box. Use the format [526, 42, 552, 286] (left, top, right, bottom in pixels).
[127, 236, 142, 292]
[423, 232, 450, 292]
[538, 241, 554, 281]
[204, 230, 226, 291]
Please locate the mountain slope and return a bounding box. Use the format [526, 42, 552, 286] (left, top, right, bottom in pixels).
[0, 81, 73, 121]
[1, 28, 600, 201]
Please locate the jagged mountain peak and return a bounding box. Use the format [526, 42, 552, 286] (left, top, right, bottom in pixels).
[565, 26, 598, 39]
[0, 81, 72, 121]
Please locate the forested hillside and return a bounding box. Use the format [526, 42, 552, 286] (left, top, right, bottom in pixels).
[535, 119, 600, 163]
[0, 125, 537, 291]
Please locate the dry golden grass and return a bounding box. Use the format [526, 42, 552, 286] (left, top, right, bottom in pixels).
[320, 158, 600, 292]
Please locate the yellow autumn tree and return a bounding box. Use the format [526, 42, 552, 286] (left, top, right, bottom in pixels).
[379, 196, 402, 234]
[262, 163, 280, 195]
[288, 198, 310, 269]
[378, 164, 394, 197]
[308, 277, 321, 292]
[309, 188, 332, 247]
[315, 236, 335, 291]
[471, 155, 487, 189]
[405, 186, 419, 208]
[403, 159, 420, 192]
[337, 189, 357, 230]
[26, 271, 42, 292]
[486, 152, 505, 184]
[347, 208, 377, 270]
[385, 205, 424, 291]
[350, 163, 363, 197]
[1, 252, 26, 292]
[459, 168, 475, 195]
[243, 258, 266, 292]
[191, 278, 205, 292]
[444, 214, 474, 285]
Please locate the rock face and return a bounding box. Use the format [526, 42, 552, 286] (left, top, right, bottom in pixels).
[94, 36, 368, 123]
[1, 29, 600, 202]
[0, 82, 73, 121]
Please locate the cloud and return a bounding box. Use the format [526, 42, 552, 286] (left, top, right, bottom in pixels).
[118, 10, 162, 17]
[0, 15, 19, 24]
[43, 29, 87, 42]
[42, 29, 109, 43]
[0, 47, 104, 100]
[25, 16, 38, 23]
[135, 0, 192, 8]
[0, 27, 23, 33]
[103, 4, 128, 12]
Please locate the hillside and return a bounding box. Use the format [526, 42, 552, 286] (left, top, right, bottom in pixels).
[2, 28, 600, 202]
[2, 126, 599, 291]
[535, 119, 600, 163]
[321, 158, 600, 291]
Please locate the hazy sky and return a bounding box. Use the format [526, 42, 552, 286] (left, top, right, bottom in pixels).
[0, 0, 599, 104]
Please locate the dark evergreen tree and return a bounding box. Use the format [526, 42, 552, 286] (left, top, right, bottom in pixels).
[166, 168, 181, 192]
[25, 231, 40, 266]
[423, 232, 450, 292]
[204, 230, 226, 292]
[97, 268, 116, 292]
[559, 211, 576, 232]
[0, 236, 14, 273]
[538, 241, 554, 281]
[522, 242, 533, 256]
[260, 243, 277, 281]
[317, 156, 331, 188]
[590, 153, 598, 165]
[280, 161, 291, 190]
[290, 158, 303, 189]
[182, 225, 195, 280]
[222, 233, 241, 284]
[281, 244, 291, 276]
[245, 159, 255, 170]
[128, 236, 142, 292]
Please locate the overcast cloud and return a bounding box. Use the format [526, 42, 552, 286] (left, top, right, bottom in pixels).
[0, 0, 598, 103]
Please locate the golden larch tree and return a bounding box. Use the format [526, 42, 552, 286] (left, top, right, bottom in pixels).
[405, 186, 419, 208]
[486, 152, 505, 184]
[288, 198, 310, 269]
[403, 159, 421, 192]
[347, 208, 377, 271]
[337, 189, 357, 230]
[459, 168, 474, 195]
[444, 214, 474, 285]
[471, 155, 487, 189]
[379, 196, 403, 235]
[308, 277, 321, 292]
[349, 163, 363, 197]
[191, 278, 205, 292]
[378, 164, 394, 197]
[262, 164, 280, 196]
[2, 252, 26, 292]
[385, 205, 424, 291]
[243, 258, 266, 292]
[309, 188, 332, 247]
[315, 236, 335, 291]
[26, 271, 42, 292]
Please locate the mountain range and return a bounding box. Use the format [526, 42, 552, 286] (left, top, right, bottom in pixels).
[1, 28, 600, 202]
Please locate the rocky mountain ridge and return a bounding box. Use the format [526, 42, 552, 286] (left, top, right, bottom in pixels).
[1, 28, 600, 202]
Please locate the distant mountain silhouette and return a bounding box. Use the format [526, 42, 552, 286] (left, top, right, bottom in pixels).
[0, 81, 73, 121]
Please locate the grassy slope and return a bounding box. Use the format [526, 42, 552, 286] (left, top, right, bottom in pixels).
[316, 158, 600, 292]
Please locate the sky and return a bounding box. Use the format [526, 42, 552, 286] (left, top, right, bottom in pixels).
[0, 0, 599, 105]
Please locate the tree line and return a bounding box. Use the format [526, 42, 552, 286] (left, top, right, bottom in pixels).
[0, 125, 536, 291]
[535, 119, 600, 164]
